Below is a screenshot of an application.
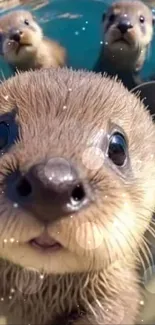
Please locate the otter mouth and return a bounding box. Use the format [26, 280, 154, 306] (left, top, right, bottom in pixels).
[113, 37, 130, 46]
[29, 233, 63, 252]
[16, 42, 32, 54]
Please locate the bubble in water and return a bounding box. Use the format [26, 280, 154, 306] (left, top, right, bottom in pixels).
[13, 203, 18, 208]
[9, 296, 12, 300]
[76, 222, 103, 250]
[82, 27, 86, 31]
[85, 21, 88, 24]
[10, 288, 15, 293]
[75, 31, 79, 35]
[3, 239, 7, 244]
[63, 105, 67, 110]
[82, 147, 104, 170]
[0, 298, 4, 301]
[68, 88, 72, 92]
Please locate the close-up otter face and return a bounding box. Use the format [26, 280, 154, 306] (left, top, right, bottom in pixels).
[0, 10, 43, 66]
[102, 0, 154, 59]
[0, 68, 154, 276]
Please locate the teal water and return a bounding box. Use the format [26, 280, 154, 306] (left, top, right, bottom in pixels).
[0, 0, 155, 79]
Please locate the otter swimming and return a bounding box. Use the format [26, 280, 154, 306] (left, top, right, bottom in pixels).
[94, 0, 155, 90]
[0, 10, 67, 72]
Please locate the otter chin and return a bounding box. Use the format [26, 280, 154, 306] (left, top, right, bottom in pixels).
[0, 68, 154, 324]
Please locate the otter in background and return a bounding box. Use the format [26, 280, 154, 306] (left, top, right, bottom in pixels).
[94, 0, 155, 90]
[0, 10, 67, 72]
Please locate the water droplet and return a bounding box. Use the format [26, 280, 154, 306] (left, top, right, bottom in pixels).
[140, 300, 144, 305]
[70, 215, 73, 218]
[3, 239, 7, 243]
[151, 154, 154, 159]
[68, 88, 72, 92]
[13, 203, 18, 208]
[10, 238, 15, 243]
[100, 41, 103, 45]
[0, 297, 4, 301]
[16, 240, 19, 243]
[82, 27, 85, 31]
[104, 41, 108, 45]
[85, 21, 88, 24]
[3, 95, 8, 101]
[40, 274, 44, 280]
[104, 195, 108, 199]
[75, 31, 79, 35]
[9, 296, 12, 300]
[63, 105, 67, 110]
[10, 288, 15, 293]
[120, 48, 123, 51]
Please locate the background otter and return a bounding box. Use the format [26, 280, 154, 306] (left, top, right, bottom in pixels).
[94, 0, 155, 90]
[0, 68, 154, 324]
[0, 10, 67, 72]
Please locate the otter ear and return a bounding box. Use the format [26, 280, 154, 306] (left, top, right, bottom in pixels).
[102, 12, 106, 22]
[132, 81, 155, 119]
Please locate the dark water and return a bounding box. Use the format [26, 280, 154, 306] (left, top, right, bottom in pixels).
[0, 0, 155, 80]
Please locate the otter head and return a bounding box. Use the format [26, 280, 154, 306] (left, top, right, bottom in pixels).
[0, 10, 43, 67]
[102, 0, 155, 70]
[0, 68, 154, 275]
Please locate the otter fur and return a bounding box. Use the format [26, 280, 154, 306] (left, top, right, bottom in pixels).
[0, 68, 154, 324]
[0, 10, 67, 72]
[94, 0, 155, 90]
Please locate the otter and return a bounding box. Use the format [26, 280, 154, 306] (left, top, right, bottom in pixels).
[94, 0, 155, 90]
[0, 68, 154, 324]
[0, 10, 67, 72]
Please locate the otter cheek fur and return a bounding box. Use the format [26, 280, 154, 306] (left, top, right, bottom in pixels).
[0, 10, 67, 72]
[0, 68, 154, 324]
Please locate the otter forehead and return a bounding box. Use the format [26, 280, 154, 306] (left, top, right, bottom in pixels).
[110, 0, 153, 19]
[0, 68, 154, 165]
[0, 10, 34, 32]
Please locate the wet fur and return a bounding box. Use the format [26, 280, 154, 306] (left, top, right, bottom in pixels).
[0, 68, 154, 324]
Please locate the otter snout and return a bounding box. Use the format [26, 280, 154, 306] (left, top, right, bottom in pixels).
[8, 158, 91, 223]
[9, 29, 23, 43]
[117, 18, 133, 34]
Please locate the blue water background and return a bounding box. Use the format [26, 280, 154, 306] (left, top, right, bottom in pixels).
[0, 0, 155, 80]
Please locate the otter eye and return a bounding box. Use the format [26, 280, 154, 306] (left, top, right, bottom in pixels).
[108, 132, 127, 167]
[109, 13, 115, 22]
[24, 19, 29, 25]
[0, 122, 9, 150]
[139, 15, 145, 23]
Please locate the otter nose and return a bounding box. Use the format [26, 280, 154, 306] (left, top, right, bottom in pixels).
[9, 30, 22, 42]
[117, 19, 133, 34]
[12, 158, 90, 223]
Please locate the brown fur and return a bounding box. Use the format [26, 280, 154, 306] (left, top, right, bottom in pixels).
[0, 10, 67, 71]
[0, 68, 154, 324]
